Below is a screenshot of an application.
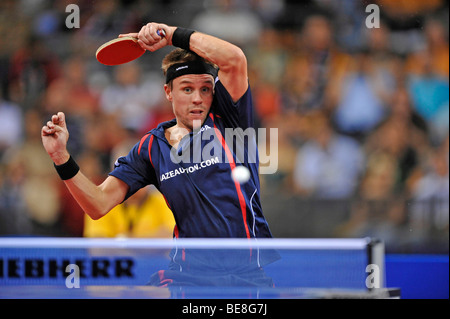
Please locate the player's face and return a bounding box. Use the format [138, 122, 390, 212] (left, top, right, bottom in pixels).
[165, 74, 215, 131]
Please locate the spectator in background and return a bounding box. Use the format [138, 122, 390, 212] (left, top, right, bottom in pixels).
[407, 68, 448, 144]
[251, 0, 285, 27]
[364, 116, 425, 193]
[388, 86, 429, 136]
[332, 49, 394, 139]
[362, 20, 404, 91]
[259, 112, 299, 195]
[405, 17, 449, 145]
[8, 34, 61, 110]
[80, 112, 128, 179]
[0, 0, 28, 102]
[0, 157, 31, 235]
[293, 111, 364, 199]
[387, 86, 431, 169]
[358, 152, 400, 203]
[409, 137, 449, 233]
[81, 0, 129, 42]
[139, 96, 175, 135]
[100, 63, 164, 133]
[281, 14, 351, 114]
[191, 0, 263, 48]
[247, 28, 286, 124]
[334, 150, 410, 251]
[321, 0, 367, 52]
[406, 38, 449, 123]
[3, 110, 61, 235]
[45, 56, 99, 117]
[406, 17, 449, 79]
[375, 0, 446, 55]
[0, 91, 23, 156]
[0, 0, 29, 60]
[44, 55, 100, 156]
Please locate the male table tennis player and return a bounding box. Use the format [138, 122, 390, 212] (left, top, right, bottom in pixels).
[42, 23, 278, 287]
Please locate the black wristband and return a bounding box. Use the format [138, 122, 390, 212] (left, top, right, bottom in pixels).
[172, 27, 195, 51]
[54, 156, 79, 180]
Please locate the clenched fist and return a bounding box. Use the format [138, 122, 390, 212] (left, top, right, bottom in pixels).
[41, 112, 70, 165]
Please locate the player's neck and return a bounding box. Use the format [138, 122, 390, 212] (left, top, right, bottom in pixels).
[165, 124, 190, 149]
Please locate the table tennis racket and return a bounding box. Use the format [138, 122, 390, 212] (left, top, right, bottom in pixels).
[96, 29, 166, 66]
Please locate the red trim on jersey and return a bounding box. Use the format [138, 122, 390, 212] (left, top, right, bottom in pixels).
[137, 133, 150, 155]
[209, 113, 251, 238]
[148, 135, 155, 168]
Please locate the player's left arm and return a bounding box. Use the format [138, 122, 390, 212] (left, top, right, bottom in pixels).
[120, 23, 248, 103]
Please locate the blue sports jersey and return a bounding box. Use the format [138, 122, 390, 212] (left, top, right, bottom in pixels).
[109, 79, 273, 239]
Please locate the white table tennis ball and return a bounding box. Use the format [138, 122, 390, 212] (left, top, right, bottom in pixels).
[231, 165, 251, 184]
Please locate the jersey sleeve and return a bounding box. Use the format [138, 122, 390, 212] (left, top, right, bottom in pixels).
[108, 134, 158, 201]
[212, 79, 255, 130]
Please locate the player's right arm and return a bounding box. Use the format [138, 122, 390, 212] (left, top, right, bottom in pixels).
[41, 112, 128, 220]
[120, 22, 248, 103]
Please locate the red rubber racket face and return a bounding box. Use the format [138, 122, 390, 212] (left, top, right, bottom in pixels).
[96, 37, 145, 66]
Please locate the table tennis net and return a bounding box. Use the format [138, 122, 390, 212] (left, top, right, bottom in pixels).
[0, 238, 384, 290]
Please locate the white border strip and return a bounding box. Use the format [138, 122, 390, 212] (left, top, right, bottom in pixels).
[0, 237, 371, 250]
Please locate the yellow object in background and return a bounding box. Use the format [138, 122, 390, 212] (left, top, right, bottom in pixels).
[84, 186, 175, 238]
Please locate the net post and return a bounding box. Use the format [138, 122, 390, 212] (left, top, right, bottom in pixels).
[366, 237, 386, 291]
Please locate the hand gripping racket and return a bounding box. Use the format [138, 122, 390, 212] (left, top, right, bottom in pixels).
[96, 29, 166, 66]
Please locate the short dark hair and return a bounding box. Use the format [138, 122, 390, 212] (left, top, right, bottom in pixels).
[162, 48, 217, 78]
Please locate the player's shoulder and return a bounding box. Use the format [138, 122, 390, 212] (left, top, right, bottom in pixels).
[135, 118, 177, 155]
[136, 132, 153, 156]
[142, 119, 177, 141]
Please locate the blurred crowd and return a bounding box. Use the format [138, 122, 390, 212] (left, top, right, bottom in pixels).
[0, 0, 448, 252]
